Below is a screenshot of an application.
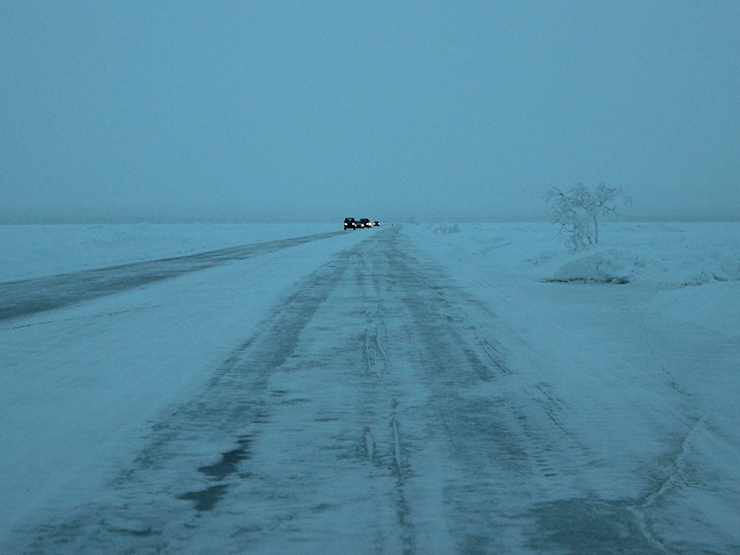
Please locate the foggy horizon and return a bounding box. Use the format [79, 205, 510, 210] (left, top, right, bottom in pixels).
[2, 2, 739, 224]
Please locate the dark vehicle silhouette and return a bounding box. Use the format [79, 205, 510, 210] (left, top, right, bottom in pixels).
[344, 218, 357, 230]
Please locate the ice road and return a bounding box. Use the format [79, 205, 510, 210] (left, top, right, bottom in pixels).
[1, 225, 738, 554]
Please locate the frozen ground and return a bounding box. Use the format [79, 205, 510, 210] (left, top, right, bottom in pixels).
[1, 222, 738, 554]
[0, 223, 338, 282]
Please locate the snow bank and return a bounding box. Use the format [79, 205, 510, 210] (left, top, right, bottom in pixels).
[433, 224, 460, 236]
[547, 251, 631, 284]
[414, 221, 740, 345]
[421, 222, 740, 289]
[544, 224, 740, 287]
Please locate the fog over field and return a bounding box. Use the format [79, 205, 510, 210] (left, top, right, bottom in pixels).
[1, 2, 739, 223]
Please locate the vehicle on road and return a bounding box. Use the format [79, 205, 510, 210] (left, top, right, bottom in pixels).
[344, 217, 377, 229]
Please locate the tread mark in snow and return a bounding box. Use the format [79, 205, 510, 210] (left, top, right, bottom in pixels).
[475, 333, 511, 375]
[645, 332, 690, 396]
[364, 428, 375, 462]
[363, 325, 391, 378]
[5, 227, 565, 555]
[6, 247, 355, 552]
[391, 418, 403, 473]
[627, 415, 707, 554]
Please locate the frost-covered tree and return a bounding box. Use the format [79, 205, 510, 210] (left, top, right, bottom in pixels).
[544, 182, 630, 250]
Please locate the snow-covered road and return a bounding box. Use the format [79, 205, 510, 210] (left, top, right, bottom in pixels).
[0, 230, 343, 321]
[2, 225, 739, 554]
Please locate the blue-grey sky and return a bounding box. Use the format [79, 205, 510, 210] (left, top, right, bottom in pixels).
[2, 1, 739, 223]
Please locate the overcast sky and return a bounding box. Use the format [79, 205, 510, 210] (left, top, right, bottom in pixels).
[1, 1, 739, 223]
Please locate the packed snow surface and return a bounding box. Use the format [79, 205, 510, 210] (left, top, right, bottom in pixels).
[1, 222, 738, 554]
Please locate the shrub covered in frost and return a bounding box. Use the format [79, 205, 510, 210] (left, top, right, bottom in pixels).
[544, 183, 630, 251]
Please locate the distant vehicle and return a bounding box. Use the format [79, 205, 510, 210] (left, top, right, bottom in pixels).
[344, 217, 378, 229]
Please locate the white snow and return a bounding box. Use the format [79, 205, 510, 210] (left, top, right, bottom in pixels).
[408, 221, 740, 549]
[0, 223, 337, 282]
[417, 221, 740, 334]
[1, 221, 739, 552]
[0, 224, 364, 541]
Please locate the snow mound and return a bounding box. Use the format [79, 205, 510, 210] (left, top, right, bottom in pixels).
[545, 248, 740, 287]
[680, 254, 740, 286]
[419, 223, 740, 289]
[546, 251, 632, 284]
[433, 224, 460, 235]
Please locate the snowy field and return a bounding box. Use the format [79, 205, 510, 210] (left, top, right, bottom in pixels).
[0, 223, 339, 282]
[1, 222, 739, 554]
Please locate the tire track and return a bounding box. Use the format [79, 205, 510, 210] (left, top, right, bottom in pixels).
[351, 234, 419, 554]
[3, 225, 680, 554]
[5, 243, 355, 554]
[379, 230, 659, 554]
[6, 230, 429, 554]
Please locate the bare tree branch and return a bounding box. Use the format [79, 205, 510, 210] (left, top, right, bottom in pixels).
[544, 182, 629, 250]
